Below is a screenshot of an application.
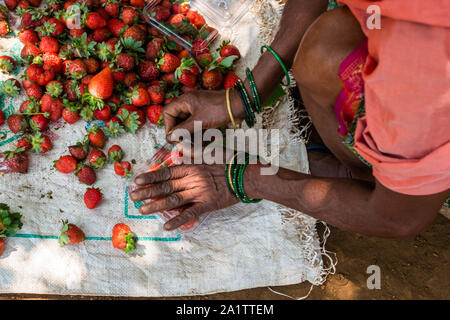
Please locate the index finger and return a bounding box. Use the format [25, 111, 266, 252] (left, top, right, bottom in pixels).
[163, 205, 207, 231]
[163, 98, 191, 137]
[134, 165, 189, 186]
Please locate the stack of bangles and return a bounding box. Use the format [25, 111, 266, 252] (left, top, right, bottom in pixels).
[225, 45, 291, 129]
[225, 152, 262, 203]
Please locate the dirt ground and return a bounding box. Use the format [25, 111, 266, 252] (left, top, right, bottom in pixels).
[1, 212, 448, 300]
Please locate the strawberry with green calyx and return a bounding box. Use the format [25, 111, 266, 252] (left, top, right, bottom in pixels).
[88, 125, 106, 148]
[17, 137, 32, 151]
[0, 203, 23, 237]
[29, 114, 49, 132]
[119, 36, 145, 54]
[0, 56, 15, 73]
[96, 42, 114, 62]
[0, 20, 10, 36]
[158, 52, 180, 73]
[3, 148, 29, 173]
[20, 99, 40, 114]
[7, 114, 28, 133]
[108, 144, 123, 162]
[104, 116, 125, 137]
[114, 161, 132, 177]
[130, 87, 150, 107]
[117, 106, 145, 133]
[104, 1, 120, 18]
[58, 220, 85, 247]
[54, 155, 78, 174]
[84, 187, 102, 209]
[31, 132, 52, 153]
[88, 149, 106, 169]
[0, 79, 21, 97]
[75, 163, 97, 185]
[146, 104, 164, 126]
[71, 33, 97, 59]
[81, 92, 105, 111]
[207, 52, 239, 73]
[93, 104, 111, 121]
[174, 57, 198, 87]
[0, 5, 9, 20]
[45, 80, 63, 98]
[69, 140, 89, 161]
[111, 223, 136, 253]
[218, 40, 241, 60]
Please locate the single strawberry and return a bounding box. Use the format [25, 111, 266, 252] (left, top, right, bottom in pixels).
[124, 72, 138, 87]
[27, 0, 40, 6]
[83, 57, 100, 74]
[42, 52, 62, 73]
[69, 142, 89, 161]
[88, 67, 114, 99]
[196, 52, 213, 68]
[54, 155, 78, 174]
[84, 187, 102, 209]
[116, 53, 135, 71]
[107, 144, 123, 162]
[146, 104, 163, 126]
[130, 87, 150, 107]
[107, 18, 126, 37]
[117, 105, 144, 133]
[1, 78, 21, 97]
[7, 114, 28, 133]
[0, 56, 14, 73]
[219, 41, 241, 60]
[191, 39, 209, 57]
[31, 132, 52, 153]
[186, 10, 206, 28]
[145, 37, 163, 59]
[122, 25, 146, 43]
[147, 83, 165, 104]
[86, 12, 107, 30]
[93, 104, 111, 121]
[201, 68, 223, 90]
[40, 94, 63, 121]
[21, 43, 40, 64]
[88, 125, 106, 148]
[104, 116, 125, 137]
[18, 28, 39, 45]
[111, 223, 136, 253]
[45, 80, 63, 98]
[223, 71, 240, 89]
[122, 7, 139, 25]
[26, 84, 44, 100]
[76, 164, 96, 185]
[19, 99, 39, 114]
[29, 114, 49, 132]
[39, 36, 59, 54]
[0, 238, 4, 256]
[139, 60, 160, 82]
[0, 20, 9, 36]
[65, 59, 87, 80]
[151, 5, 171, 22]
[104, 2, 119, 18]
[17, 137, 32, 151]
[4, 0, 18, 10]
[88, 149, 106, 169]
[3, 148, 29, 173]
[58, 220, 85, 246]
[158, 53, 180, 73]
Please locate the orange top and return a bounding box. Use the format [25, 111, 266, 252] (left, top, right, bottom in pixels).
[339, 0, 450, 195]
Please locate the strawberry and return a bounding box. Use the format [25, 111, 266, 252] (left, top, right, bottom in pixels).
[86, 12, 107, 30]
[1, 79, 21, 97]
[18, 28, 39, 45]
[36, 18, 65, 38]
[176, 69, 196, 87]
[112, 70, 125, 83]
[130, 87, 150, 107]
[31, 132, 52, 153]
[139, 60, 160, 82]
[39, 36, 59, 54]
[152, 5, 171, 22]
[104, 2, 119, 18]
[4, 0, 19, 10]
[69, 142, 89, 161]
[20, 99, 39, 114]
[123, 25, 146, 43]
[0, 20, 9, 36]
[45, 80, 63, 98]
[58, 220, 85, 246]
[88, 67, 114, 99]
[158, 53, 180, 73]
[122, 7, 139, 25]
[201, 68, 223, 90]
[186, 10, 206, 28]
[124, 72, 138, 87]
[21, 43, 41, 64]
[92, 28, 111, 42]
[88, 125, 106, 148]
[65, 59, 87, 80]
[54, 155, 78, 174]
[93, 104, 111, 121]
[76, 164, 96, 185]
[42, 53, 62, 73]
[17, 137, 32, 151]
[219, 41, 241, 60]
[104, 116, 125, 137]
[27, 0, 40, 7]
[40, 94, 63, 121]
[0, 6, 6, 20]
[62, 106, 80, 124]
[0, 109, 4, 126]
[146, 104, 163, 125]
[107, 18, 126, 37]
[147, 83, 165, 104]
[114, 160, 132, 177]
[130, 0, 145, 8]
[0, 238, 4, 256]
[116, 53, 135, 71]
[88, 149, 106, 169]
[196, 52, 213, 68]
[0, 56, 14, 73]
[111, 223, 136, 253]
[83, 57, 100, 74]
[117, 105, 145, 133]
[84, 187, 102, 209]
[7, 114, 28, 133]
[3, 148, 29, 173]
[223, 71, 240, 89]
[191, 39, 209, 57]
[29, 114, 49, 132]
[107, 144, 123, 162]
[168, 13, 190, 28]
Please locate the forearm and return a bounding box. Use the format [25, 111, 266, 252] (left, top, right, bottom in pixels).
[243, 165, 433, 238]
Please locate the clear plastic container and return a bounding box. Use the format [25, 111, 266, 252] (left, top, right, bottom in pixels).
[128, 143, 207, 233]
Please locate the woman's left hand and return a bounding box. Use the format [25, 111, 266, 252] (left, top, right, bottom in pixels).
[129, 164, 239, 231]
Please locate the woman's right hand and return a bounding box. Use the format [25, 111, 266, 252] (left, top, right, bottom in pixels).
[163, 89, 245, 141]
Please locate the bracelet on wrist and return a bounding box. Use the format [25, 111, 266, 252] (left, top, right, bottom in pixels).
[260, 45, 291, 86]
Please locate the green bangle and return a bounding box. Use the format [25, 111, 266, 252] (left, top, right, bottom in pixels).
[260, 45, 291, 86]
[246, 68, 261, 113]
[235, 80, 255, 127]
[231, 153, 262, 204]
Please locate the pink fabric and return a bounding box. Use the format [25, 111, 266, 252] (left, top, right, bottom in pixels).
[335, 38, 368, 136]
[338, 0, 450, 195]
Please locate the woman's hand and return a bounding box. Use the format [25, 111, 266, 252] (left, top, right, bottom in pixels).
[129, 164, 239, 230]
[163, 90, 245, 141]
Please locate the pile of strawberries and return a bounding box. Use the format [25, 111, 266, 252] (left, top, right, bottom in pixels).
[0, 0, 242, 252]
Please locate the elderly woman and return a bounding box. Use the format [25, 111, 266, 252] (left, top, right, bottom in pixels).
[130, 0, 449, 238]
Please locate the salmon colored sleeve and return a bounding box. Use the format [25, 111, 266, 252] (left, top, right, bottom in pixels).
[339, 0, 450, 195]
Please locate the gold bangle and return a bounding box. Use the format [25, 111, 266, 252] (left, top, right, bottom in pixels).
[226, 88, 237, 129]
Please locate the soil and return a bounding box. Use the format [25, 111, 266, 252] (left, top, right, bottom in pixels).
[1, 213, 448, 300]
